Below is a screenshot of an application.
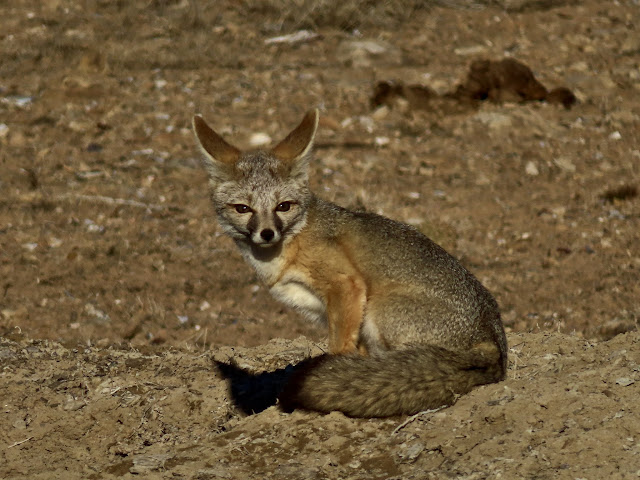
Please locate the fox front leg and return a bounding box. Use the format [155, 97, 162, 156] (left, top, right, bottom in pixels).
[324, 274, 367, 355]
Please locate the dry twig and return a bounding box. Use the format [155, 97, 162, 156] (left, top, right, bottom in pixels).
[392, 406, 446, 435]
[7, 437, 33, 449]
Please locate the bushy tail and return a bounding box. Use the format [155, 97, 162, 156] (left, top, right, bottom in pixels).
[279, 342, 506, 418]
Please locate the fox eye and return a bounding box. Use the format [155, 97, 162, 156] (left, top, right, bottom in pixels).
[276, 202, 291, 212]
[234, 204, 251, 214]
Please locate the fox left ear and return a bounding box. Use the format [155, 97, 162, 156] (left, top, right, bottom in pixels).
[192, 115, 240, 181]
[271, 109, 319, 171]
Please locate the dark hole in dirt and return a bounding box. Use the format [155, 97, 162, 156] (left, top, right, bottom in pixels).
[600, 184, 638, 203]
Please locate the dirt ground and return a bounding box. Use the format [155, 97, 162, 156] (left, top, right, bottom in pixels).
[1, 0, 639, 478]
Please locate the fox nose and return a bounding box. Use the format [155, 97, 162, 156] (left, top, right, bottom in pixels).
[260, 229, 275, 242]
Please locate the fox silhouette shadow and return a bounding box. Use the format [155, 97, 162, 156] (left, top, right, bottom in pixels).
[215, 359, 306, 415]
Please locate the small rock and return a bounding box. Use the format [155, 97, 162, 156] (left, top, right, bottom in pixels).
[47, 237, 63, 248]
[454, 45, 488, 56]
[0, 346, 17, 359]
[553, 157, 576, 173]
[63, 397, 87, 411]
[13, 418, 27, 429]
[615, 377, 635, 387]
[359, 115, 375, 132]
[2, 95, 33, 107]
[264, 30, 319, 45]
[1, 307, 29, 321]
[398, 442, 424, 463]
[249, 132, 272, 147]
[336, 39, 401, 68]
[84, 303, 110, 325]
[68, 120, 90, 132]
[608, 131, 622, 140]
[22, 242, 38, 252]
[371, 105, 390, 120]
[130, 454, 172, 474]
[525, 161, 539, 176]
[474, 112, 513, 130]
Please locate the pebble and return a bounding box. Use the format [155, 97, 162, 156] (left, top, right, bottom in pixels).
[2, 95, 33, 107]
[249, 132, 272, 147]
[336, 39, 401, 67]
[553, 157, 576, 173]
[130, 454, 172, 474]
[84, 303, 110, 324]
[608, 131, 622, 140]
[615, 377, 635, 387]
[398, 442, 425, 463]
[525, 161, 539, 176]
[264, 30, 319, 45]
[371, 105, 390, 120]
[474, 112, 513, 130]
[454, 45, 488, 56]
[374, 136, 390, 147]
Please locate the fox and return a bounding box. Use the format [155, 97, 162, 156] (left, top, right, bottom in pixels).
[192, 109, 508, 418]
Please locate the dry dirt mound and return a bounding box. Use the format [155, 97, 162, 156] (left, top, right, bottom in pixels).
[1, 0, 639, 350]
[1, 331, 639, 479]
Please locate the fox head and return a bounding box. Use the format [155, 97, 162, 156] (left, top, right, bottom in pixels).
[193, 110, 319, 248]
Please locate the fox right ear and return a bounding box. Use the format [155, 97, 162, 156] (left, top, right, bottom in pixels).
[192, 115, 240, 178]
[271, 109, 319, 165]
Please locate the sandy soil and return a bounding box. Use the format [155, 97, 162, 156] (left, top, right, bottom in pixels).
[1, 0, 639, 478]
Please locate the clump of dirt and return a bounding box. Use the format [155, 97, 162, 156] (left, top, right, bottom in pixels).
[372, 58, 577, 111]
[600, 184, 638, 203]
[453, 58, 576, 107]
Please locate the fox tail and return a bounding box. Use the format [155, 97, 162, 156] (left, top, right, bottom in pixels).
[279, 342, 506, 417]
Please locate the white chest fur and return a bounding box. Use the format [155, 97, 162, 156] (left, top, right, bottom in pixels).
[270, 277, 326, 324]
[240, 247, 284, 285]
[237, 241, 327, 324]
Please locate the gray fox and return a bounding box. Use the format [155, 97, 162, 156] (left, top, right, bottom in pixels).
[193, 109, 507, 417]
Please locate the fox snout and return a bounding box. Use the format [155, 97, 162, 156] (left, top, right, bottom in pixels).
[249, 222, 281, 247]
[245, 209, 283, 247]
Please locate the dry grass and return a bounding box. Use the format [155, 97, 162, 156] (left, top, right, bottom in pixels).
[242, 0, 487, 31]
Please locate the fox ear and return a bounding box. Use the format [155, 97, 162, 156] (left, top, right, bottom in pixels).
[193, 115, 240, 179]
[271, 109, 319, 171]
